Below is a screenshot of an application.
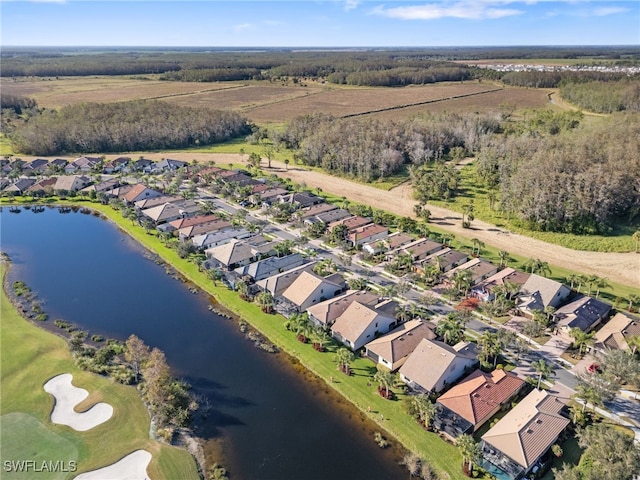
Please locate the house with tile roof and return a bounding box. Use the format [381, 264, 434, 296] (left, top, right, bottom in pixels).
[178, 220, 233, 240]
[593, 311, 640, 353]
[331, 300, 398, 351]
[307, 290, 382, 327]
[141, 200, 201, 225]
[419, 248, 469, 273]
[328, 215, 372, 232]
[445, 258, 499, 286]
[281, 271, 346, 312]
[364, 319, 437, 371]
[299, 202, 338, 220]
[234, 253, 306, 282]
[471, 268, 530, 302]
[53, 175, 91, 193]
[516, 274, 571, 318]
[480, 390, 570, 480]
[134, 195, 183, 211]
[386, 237, 443, 263]
[123, 184, 162, 204]
[554, 295, 611, 333]
[305, 208, 353, 226]
[255, 263, 317, 297]
[25, 177, 57, 195]
[3, 177, 36, 195]
[434, 369, 526, 438]
[207, 238, 277, 271]
[347, 224, 389, 248]
[195, 227, 252, 250]
[399, 339, 478, 394]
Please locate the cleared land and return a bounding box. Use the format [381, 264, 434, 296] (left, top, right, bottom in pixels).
[1, 76, 550, 124]
[0, 262, 199, 480]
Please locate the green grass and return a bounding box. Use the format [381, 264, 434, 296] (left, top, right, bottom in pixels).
[0, 262, 199, 480]
[430, 163, 639, 253]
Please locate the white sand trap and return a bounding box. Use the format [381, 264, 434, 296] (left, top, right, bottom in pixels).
[43, 373, 113, 431]
[74, 450, 152, 480]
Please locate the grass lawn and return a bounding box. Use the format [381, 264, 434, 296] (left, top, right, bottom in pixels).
[0, 262, 199, 480]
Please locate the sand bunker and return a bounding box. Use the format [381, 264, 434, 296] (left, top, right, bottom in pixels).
[43, 373, 113, 432]
[74, 450, 152, 480]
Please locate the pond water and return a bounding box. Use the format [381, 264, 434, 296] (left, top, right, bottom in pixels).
[1, 206, 406, 480]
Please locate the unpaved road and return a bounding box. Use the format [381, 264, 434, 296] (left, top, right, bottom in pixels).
[30, 152, 640, 288]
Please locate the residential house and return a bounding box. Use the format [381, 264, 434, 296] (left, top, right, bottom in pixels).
[554, 295, 611, 333]
[65, 156, 101, 173]
[307, 290, 381, 327]
[471, 268, 530, 302]
[134, 195, 183, 211]
[150, 158, 188, 173]
[195, 227, 251, 250]
[593, 311, 640, 353]
[328, 215, 372, 232]
[123, 184, 163, 204]
[25, 177, 57, 196]
[386, 237, 443, 263]
[347, 224, 389, 248]
[23, 158, 49, 174]
[207, 238, 276, 271]
[103, 156, 130, 174]
[281, 271, 346, 312]
[399, 339, 478, 394]
[330, 299, 398, 351]
[364, 319, 437, 371]
[299, 202, 338, 220]
[445, 258, 499, 286]
[4, 178, 36, 195]
[304, 208, 352, 226]
[80, 178, 120, 195]
[253, 187, 289, 206]
[178, 220, 232, 240]
[480, 390, 570, 480]
[105, 184, 135, 200]
[434, 369, 526, 438]
[234, 253, 306, 282]
[363, 232, 414, 255]
[53, 175, 90, 193]
[49, 159, 69, 171]
[256, 263, 317, 297]
[420, 248, 469, 273]
[130, 158, 154, 173]
[141, 200, 200, 225]
[278, 192, 323, 209]
[162, 214, 220, 233]
[516, 274, 571, 318]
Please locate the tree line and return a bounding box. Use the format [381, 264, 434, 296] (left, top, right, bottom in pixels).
[9, 99, 250, 155]
[559, 78, 640, 113]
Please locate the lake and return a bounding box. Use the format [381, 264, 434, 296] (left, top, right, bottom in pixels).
[1, 206, 406, 480]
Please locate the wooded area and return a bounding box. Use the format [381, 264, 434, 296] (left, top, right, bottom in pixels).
[8, 100, 250, 155]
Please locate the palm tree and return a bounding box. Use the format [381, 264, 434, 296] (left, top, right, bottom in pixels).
[593, 277, 610, 299]
[206, 268, 222, 286]
[410, 394, 437, 430]
[373, 369, 394, 399]
[422, 263, 441, 286]
[235, 279, 250, 300]
[452, 269, 473, 297]
[310, 326, 330, 352]
[274, 239, 294, 257]
[335, 347, 355, 375]
[585, 274, 600, 296]
[627, 294, 640, 312]
[461, 201, 474, 228]
[478, 331, 501, 367]
[402, 452, 421, 479]
[471, 238, 484, 256]
[633, 230, 640, 253]
[497, 250, 510, 268]
[569, 328, 595, 356]
[347, 277, 369, 291]
[566, 273, 580, 290]
[436, 313, 466, 345]
[255, 290, 274, 313]
[626, 335, 640, 355]
[531, 358, 555, 389]
[441, 232, 455, 247]
[457, 434, 480, 476]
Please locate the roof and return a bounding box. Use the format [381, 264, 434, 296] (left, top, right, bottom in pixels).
[196, 228, 250, 249]
[208, 238, 265, 267]
[347, 224, 388, 242]
[437, 369, 525, 427]
[555, 295, 611, 331]
[53, 175, 89, 191]
[124, 184, 158, 203]
[307, 290, 381, 326]
[399, 338, 478, 392]
[299, 202, 338, 219]
[235, 253, 305, 281]
[331, 301, 395, 344]
[142, 201, 200, 222]
[423, 248, 468, 268]
[329, 215, 371, 230]
[26, 177, 57, 192]
[365, 320, 437, 365]
[481, 390, 569, 469]
[473, 268, 530, 292]
[447, 258, 498, 283]
[179, 220, 232, 238]
[282, 270, 344, 307]
[402, 238, 443, 258]
[386, 232, 415, 250]
[314, 209, 353, 224]
[594, 311, 640, 352]
[169, 214, 220, 230]
[134, 194, 182, 210]
[255, 263, 316, 297]
[518, 274, 570, 311]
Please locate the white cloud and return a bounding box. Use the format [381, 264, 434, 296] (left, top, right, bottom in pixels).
[593, 6, 629, 16]
[344, 0, 360, 10]
[233, 23, 254, 32]
[371, 1, 523, 20]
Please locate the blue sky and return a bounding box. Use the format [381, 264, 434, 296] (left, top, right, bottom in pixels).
[1, 1, 639, 47]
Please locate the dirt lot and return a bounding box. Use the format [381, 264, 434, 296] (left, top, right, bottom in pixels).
[121, 152, 638, 288]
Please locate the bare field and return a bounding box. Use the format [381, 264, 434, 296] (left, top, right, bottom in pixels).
[0, 77, 245, 108]
[1, 76, 552, 124]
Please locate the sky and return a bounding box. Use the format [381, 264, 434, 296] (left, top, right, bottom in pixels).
[1, 0, 639, 47]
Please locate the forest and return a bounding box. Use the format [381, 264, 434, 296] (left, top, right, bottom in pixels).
[8, 100, 250, 155]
